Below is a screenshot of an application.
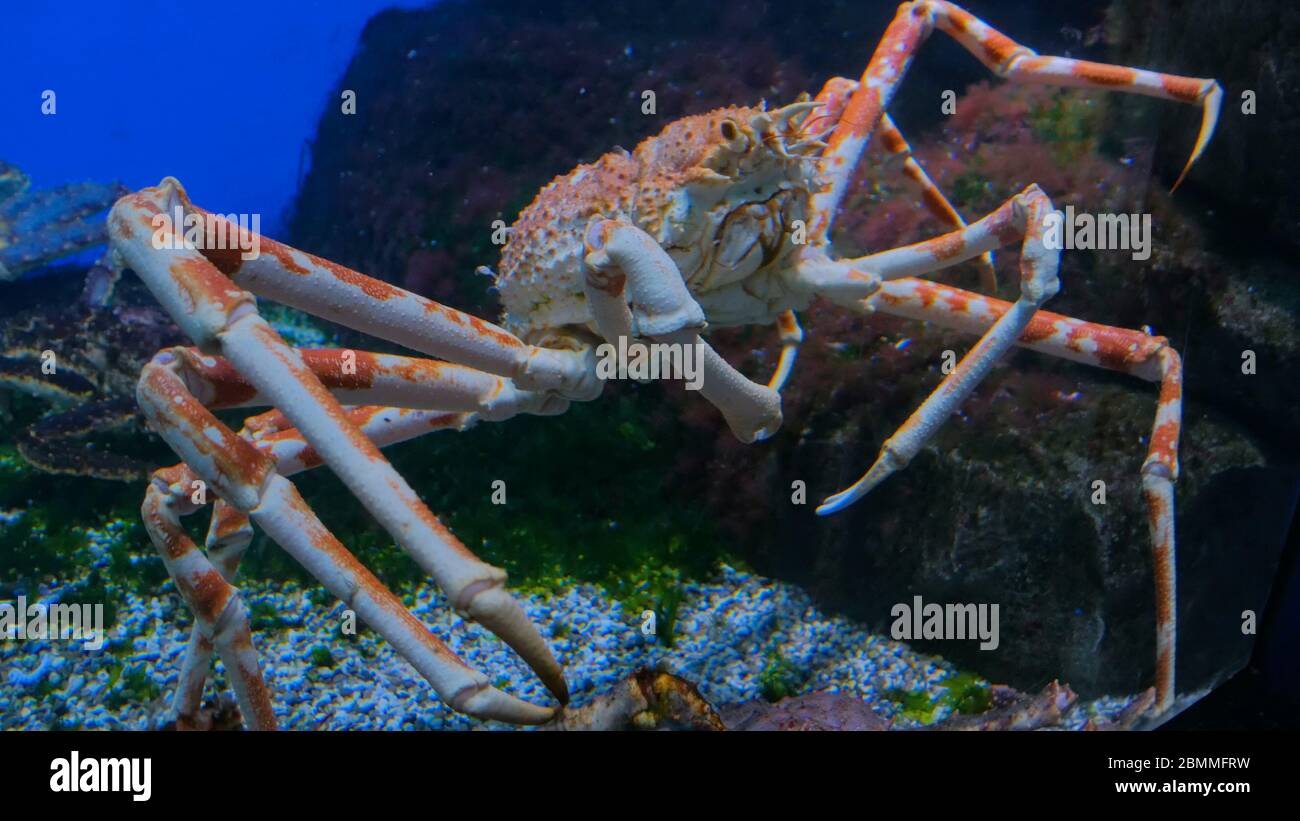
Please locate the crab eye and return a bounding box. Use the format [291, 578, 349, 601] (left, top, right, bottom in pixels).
[719, 119, 749, 152]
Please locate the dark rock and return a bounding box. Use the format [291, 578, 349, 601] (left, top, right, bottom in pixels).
[721, 690, 892, 731]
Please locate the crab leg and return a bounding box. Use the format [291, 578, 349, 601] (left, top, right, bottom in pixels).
[876, 112, 998, 291]
[170, 352, 570, 722]
[111, 182, 568, 721]
[155, 345, 569, 418]
[138, 354, 556, 724]
[583, 217, 783, 442]
[767, 310, 804, 393]
[811, 184, 1058, 514]
[871, 276, 1183, 713]
[153, 345, 567, 718]
[143, 464, 277, 730]
[113, 177, 594, 399]
[811, 0, 1221, 240]
[810, 77, 997, 291]
[174, 407, 479, 722]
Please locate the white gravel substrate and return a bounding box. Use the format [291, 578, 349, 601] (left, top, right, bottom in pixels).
[2, 551, 1140, 730]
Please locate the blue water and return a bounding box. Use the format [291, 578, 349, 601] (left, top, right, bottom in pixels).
[0, 0, 432, 237]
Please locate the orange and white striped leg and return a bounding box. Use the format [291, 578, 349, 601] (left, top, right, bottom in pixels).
[111, 181, 570, 724]
[808, 77, 997, 291]
[158, 340, 571, 723]
[156, 349, 569, 725]
[153, 345, 571, 421]
[809, 0, 1221, 241]
[768, 310, 804, 393]
[877, 112, 998, 291]
[797, 184, 1060, 512]
[109, 178, 596, 399]
[138, 355, 557, 724]
[144, 464, 277, 730]
[872, 276, 1183, 713]
[174, 408, 478, 725]
[170, 499, 253, 728]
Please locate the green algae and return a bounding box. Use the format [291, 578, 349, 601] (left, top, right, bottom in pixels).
[758, 648, 807, 703]
[884, 670, 991, 724]
[104, 662, 159, 710]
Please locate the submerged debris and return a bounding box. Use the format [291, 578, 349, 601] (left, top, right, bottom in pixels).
[546, 670, 726, 731]
[545, 672, 1141, 731]
[0, 162, 125, 281]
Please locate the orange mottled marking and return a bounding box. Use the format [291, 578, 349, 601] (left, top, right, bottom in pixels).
[940, 288, 970, 313]
[943, 5, 974, 33]
[467, 316, 523, 349]
[245, 409, 291, 435]
[185, 568, 233, 623]
[211, 503, 250, 541]
[982, 31, 1022, 68]
[994, 219, 1023, 247]
[178, 348, 259, 408]
[300, 348, 379, 391]
[256, 236, 311, 275]
[837, 87, 883, 139]
[1148, 420, 1180, 463]
[1161, 75, 1205, 103]
[1019, 314, 1058, 345]
[109, 212, 135, 240]
[921, 186, 961, 225]
[1071, 61, 1138, 87]
[389, 358, 447, 386]
[300, 255, 405, 301]
[927, 230, 967, 262]
[169, 256, 246, 313]
[879, 123, 907, 155]
[428, 413, 462, 429]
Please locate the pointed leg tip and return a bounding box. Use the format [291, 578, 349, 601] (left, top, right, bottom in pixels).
[815, 493, 852, 516]
[457, 684, 556, 725]
[463, 583, 570, 707]
[546, 672, 571, 706]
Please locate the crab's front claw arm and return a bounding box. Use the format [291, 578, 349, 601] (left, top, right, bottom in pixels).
[583, 217, 783, 443]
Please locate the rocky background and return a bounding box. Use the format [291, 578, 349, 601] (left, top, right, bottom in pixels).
[281, 0, 1297, 700]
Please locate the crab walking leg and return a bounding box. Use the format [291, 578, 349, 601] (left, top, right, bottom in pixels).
[767, 310, 804, 393]
[173, 350, 564, 720]
[113, 199, 568, 712]
[810, 0, 1221, 240]
[876, 113, 997, 291]
[138, 358, 556, 724]
[803, 181, 1047, 307]
[172, 498, 255, 727]
[872, 276, 1183, 712]
[813, 184, 1060, 513]
[108, 178, 594, 399]
[142, 465, 278, 730]
[809, 78, 997, 291]
[152, 346, 570, 419]
[176, 407, 479, 721]
[582, 217, 782, 441]
[167, 498, 257, 728]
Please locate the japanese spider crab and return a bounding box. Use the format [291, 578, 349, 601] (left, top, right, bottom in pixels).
[107, 1, 1220, 729]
